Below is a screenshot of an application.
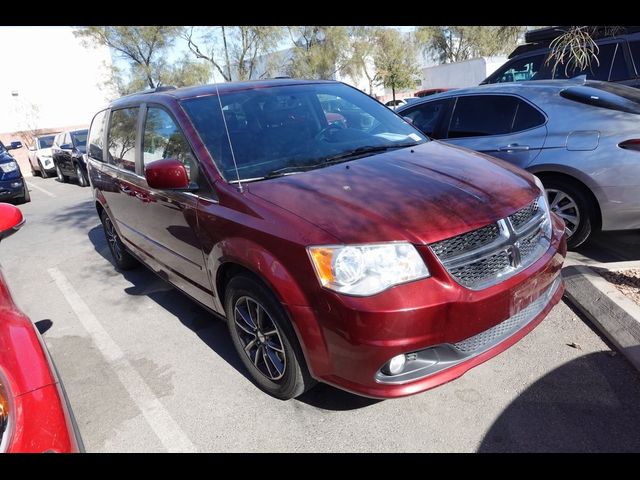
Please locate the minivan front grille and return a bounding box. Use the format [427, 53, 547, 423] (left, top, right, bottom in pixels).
[429, 198, 550, 290]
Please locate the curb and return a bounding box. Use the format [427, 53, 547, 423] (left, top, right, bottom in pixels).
[563, 264, 640, 371]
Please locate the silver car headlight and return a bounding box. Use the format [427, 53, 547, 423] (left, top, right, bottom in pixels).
[533, 175, 553, 238]
[308, 243, 430, 296]
[0, 161, 18, 173]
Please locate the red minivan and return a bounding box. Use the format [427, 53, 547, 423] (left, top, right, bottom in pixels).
[87, 79, 566, 400]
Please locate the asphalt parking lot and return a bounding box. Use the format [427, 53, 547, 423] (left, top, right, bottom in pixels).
[2, 176, 640, 452]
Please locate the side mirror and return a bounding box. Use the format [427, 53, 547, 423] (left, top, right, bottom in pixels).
[145, 158, 190, 190]
[0, 203, 25, 241]
[6, 141, 23, 151]
[403, 116, 414, 124]
[60, 143, 73, 150]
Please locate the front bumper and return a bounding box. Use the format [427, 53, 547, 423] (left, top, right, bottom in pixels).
[40, 157, 55, 172]
[0, 178, 24, 200]
[297, 215, 567, 399]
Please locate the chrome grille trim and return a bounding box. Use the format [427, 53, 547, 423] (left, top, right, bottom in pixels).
[375, 276, 562, 385]
[429, 197, 550, 290]
[453, 276, 561, 354]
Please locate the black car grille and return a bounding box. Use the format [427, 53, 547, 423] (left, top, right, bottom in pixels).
[429, 198, 550, 290]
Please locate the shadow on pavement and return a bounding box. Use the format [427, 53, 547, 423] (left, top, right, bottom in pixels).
[87, 225, 378, 411]
[479, 352, 640, 452]
[572, 229, 640, 263]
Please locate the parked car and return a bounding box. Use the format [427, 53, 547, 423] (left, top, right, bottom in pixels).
[51, 129, 89, 187]
[27, 134, 57, 178]
[385, 97, 420, 110]
[0, 140, 29, 204]
[415, 88, 450, 98]
[0, 203, 83, 452]
[397, 78, 640, 248]
[87, 79, 566, 400]
[482, 26, 640, 88]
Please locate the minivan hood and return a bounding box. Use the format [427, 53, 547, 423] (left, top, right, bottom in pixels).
[248, 141, 539, 245]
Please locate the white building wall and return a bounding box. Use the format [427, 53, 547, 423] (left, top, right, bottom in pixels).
[0, 26, 115, 133]
[420, 56, 508, 90]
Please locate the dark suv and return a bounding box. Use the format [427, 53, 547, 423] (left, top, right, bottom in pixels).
[483, 26, 640, 88]
[52, 129, 89, 186]
[87, 80, 566, 400]
[0, 140, 29, 204]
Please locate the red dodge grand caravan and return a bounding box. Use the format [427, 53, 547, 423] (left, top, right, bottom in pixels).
[87, 79, 566, 399]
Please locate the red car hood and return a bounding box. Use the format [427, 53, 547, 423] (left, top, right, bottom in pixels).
[247, 141, 540, 245]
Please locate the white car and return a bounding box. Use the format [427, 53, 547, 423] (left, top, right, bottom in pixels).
[385, 97, 421, 110]
[27, 133, 58, 178]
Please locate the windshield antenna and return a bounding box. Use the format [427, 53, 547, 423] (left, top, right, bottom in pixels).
[211, 69, 243, 193]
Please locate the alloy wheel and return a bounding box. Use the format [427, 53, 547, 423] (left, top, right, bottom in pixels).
[547, 188, 581, 237]
[233, 296, 286, 381]
[103, 215, 123, 262]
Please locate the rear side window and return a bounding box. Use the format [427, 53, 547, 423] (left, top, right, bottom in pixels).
[88, 110, 106, 162]
[448, 95, 544, 138]
[107, 107, 139, 172]
[629, 40, 640, 74]
[448, 95, 518, 138]
[536, 42, 625, 81]
[401, 98, 452, 138]
[143, 107, 196, 180]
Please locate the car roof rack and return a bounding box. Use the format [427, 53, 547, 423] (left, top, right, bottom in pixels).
[120, 85, 177, 98]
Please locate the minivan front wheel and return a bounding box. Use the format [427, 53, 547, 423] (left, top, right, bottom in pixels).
[544, 179, 593, 249]
[225, 274, 314, 399]
[100, 210, 139, 270]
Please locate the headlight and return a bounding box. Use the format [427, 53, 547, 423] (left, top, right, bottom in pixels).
[0, 161, 18, 173]
[533, 175, 553, 238]
[307, 242, 430, 296]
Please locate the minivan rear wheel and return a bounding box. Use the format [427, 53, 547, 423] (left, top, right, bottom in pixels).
[100, 210, 139, 270]
[543, 178, 593, 249]
[225, 274, 315, 399]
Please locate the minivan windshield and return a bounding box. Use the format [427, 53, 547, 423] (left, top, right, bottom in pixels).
[181, 82, 428, 182]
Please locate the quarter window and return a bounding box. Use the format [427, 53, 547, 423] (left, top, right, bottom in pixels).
[88, 110, 106, 162]
[143, 107, 195, 180]
[107, 107, 139, 172]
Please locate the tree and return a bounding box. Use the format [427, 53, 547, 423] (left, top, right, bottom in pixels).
[74, 26, 184, 89]
[182, 26, 285, 81]
[344, 26, 383, 95]
[373, 29, 420, 103]
[286, 26, 351, 79]
[545, 26, 622, 78]
[416, 26, 526, 63]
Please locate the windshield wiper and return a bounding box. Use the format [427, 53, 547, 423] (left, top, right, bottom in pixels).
[322, 143, 417, 165]
[265, 164, 321, 179]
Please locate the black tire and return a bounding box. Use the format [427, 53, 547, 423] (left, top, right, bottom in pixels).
[56, 163, 68, 183]
[225, 274, 315, 399]
[18, 183, 31, 204]
[39, 160, 49, 179]
[100, 210, 139, 270]
[76, 163, 89, 187]
[543, 176, 595, 249]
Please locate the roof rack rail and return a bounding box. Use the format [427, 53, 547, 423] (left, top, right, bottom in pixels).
[272, 76, 291, 79]
[120, 85, 177, 98]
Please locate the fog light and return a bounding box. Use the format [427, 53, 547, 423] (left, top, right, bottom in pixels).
[10, 181, 22, 188]
[388, 354, 406, 375]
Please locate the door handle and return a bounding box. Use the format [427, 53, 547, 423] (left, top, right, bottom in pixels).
[498, 144, 530, 152]
[119, 184, 133, 195]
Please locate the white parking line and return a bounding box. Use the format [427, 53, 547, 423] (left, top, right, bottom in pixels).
[26, 181, 56, 198]
[47, 267, 197, 453]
